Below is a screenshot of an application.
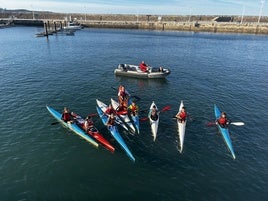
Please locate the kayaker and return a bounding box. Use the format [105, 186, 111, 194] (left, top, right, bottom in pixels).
[176, 107, 187, 123]
[61, 107, 74, 123]
[139, 61, 149, 72]
[118, 85, 129, 107]
[150, 105, 159, 121]
[106, 113, 116, 127]
[128, 101, 138, 116]
[217, 112, 230, 128]
[84, 116, 94, 131]
[104, 104, 115, 115]
[117, 101, 128, 114]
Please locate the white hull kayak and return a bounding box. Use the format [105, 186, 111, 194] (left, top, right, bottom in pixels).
[96, 99, 129, 132]
[148, 101, 159, 141]
[177, 101, 186, 153]
[110, 98, 136, 134]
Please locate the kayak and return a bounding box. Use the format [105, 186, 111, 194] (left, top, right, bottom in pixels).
[214, 104, 236, 159]
[96, 106, 135, 162]
[148, 101, 159, 141]
[96, 99, 129, 132]
[73, 114, 115, 153]
[110, 98, 136, 134]
[46, 106, 99, 148]
[177, 100, 186, 153]
[127, 94, 140, 134]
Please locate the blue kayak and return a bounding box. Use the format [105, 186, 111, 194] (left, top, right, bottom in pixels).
[46, 106, 99, 148]
[96, 106, 135, 162]
[214, 104, 236, 159]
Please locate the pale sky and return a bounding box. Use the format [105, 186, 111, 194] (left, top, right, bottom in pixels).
[0, 0, 267, 16]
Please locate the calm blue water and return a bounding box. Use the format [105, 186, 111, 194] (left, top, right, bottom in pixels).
[0, 27, 267, 201]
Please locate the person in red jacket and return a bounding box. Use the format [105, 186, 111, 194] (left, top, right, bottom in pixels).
[176, 107, 187, 123]
[150, 105, 159, 121]
[104, 104, 115, 115]
[61, 107, 74, 123]
[106, 113, 116, 127]
[217, 112, 230, 128]
[118, 85, 129, 107]
[139, 61, 149, 72]
[84, 116, 94, 131]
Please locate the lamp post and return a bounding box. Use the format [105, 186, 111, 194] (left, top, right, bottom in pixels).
[31, 4, 35, 20]
[146, 15, 151, 22]
[258, 0, 265, 23]
[84, 6, 86, 21]
[240, 5, 245, 24]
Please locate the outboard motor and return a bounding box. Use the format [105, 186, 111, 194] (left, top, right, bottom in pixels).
[119, 64, 125, 69]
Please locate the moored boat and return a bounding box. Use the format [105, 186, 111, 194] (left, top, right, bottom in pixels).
[177, 101, 186, 153]
[63, 21, 82, 30]
[46, 106, 99, 148]
[114, 64, 170, 79]
[214, 104, 236, 159]
[96, 106, 135, 161]
[148, 101, 159, 141]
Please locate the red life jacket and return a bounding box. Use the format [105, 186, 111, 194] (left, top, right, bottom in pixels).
[140, 63, 147, 72]
[179, 111, 187, 120]
[85, 120, 93, 127]
[107, 116, 115, 125]
[105, 107, 114, 115]
[62, 112, 72, 122]
[218, 117, 227, 125]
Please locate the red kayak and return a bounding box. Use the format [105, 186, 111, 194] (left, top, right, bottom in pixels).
[73, 113, 115, 153]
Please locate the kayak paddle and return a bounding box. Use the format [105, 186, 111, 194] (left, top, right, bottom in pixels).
[207, 122, 245, 126]
[140, 105, 171, 122]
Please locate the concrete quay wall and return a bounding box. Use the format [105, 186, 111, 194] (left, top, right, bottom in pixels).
[1, 11, 268, 34]
[82, 20, 268, 34]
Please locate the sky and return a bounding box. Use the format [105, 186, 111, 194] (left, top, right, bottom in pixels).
[0, 0, 267, 16]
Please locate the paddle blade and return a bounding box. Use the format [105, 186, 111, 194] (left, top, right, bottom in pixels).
[51, 122, 59, 125]
[140, 117, 148, 122]
[161, 105, 171, 112]
[88, 113, 98, 117]
[206, 122, 216, 127]
[231, 122, 245, 126]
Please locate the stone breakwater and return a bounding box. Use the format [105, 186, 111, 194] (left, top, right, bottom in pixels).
[82, 20, 268, 35]
[1, 11, 268, 34]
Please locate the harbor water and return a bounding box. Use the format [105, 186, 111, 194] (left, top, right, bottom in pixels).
[0, 27, 267, 201]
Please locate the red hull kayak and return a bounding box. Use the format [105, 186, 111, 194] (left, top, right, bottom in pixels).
[74, 114, 115, 153]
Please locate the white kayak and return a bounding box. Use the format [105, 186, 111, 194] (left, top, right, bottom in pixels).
[177, 100, 186, 153]
[110, 98, 136, 134]
[148, 101, 159, 141]
[96, 99, 129, 132]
